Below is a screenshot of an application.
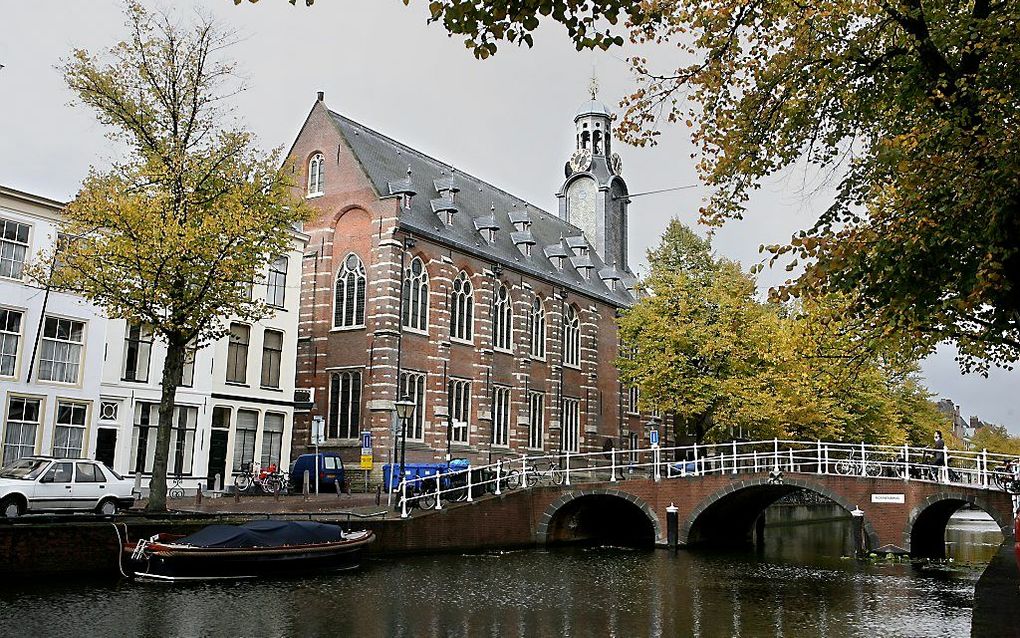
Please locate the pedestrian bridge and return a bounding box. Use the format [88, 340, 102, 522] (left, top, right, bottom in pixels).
[395, 439, 1017, 557]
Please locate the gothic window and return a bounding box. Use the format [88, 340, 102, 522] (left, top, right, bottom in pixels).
[492, 386, 511, 447]
[450, 271, 473, 342]
[627, 386, 640, 415]
[448, 378, 471, 443]
[334, 254, 366, 328]
[402, 257, 429, 332]
[528, 391, 544, 450]
[562, 398, 579, 453]
[529, 296, 546, 359]
[493, 283, 512, 351]
[400, 371, 427, 441]
[307, 153, 324, 196]
[563, 304, 580, 368]
[328, 369, 362, 440]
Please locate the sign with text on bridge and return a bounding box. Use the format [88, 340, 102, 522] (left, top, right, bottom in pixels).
[650, 430, 660, 448]
[360, 431, 373, 470]
[871, 494, 905, 504]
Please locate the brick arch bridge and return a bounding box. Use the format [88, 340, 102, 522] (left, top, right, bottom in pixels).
[400, 472, 1014, 558]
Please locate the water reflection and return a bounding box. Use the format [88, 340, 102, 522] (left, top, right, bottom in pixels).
[0, 507, 1003, 637]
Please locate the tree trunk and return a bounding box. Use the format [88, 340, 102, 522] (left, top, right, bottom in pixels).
[145, 335, 187, 513]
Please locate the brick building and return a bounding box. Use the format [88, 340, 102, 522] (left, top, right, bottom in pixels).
[288, 90, 653, 478]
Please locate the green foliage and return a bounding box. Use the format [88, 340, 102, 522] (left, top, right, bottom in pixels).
[44, 2, 308, 511]
[969, 424, 1020, 457]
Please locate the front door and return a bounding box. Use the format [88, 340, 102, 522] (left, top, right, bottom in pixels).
[207, 430, 229, 490]
[95, 429, 117, 468]
[35, 461, 75, 510]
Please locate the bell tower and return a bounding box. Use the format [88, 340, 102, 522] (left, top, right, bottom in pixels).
[557, 76, 629, 271]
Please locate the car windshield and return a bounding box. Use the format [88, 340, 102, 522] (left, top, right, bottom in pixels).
[0, 458, 50, 480]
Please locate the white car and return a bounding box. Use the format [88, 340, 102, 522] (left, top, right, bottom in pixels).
[0, 456, 135, 518]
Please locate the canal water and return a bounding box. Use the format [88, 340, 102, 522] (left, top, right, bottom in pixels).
[0, 506, 1005, 637]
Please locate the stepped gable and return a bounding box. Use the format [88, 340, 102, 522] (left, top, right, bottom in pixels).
[328, 110, 635, 307]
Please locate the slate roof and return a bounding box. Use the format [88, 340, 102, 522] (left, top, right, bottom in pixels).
[328, 109, 636, 307]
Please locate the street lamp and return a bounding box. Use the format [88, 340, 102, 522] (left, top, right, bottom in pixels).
[394, 394, 416, 490]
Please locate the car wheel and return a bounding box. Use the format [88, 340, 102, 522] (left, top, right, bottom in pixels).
[96, 498, 118, 517]
[1, 496, 24, 519]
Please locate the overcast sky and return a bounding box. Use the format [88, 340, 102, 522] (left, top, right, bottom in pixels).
[1, 0, 1015, 430]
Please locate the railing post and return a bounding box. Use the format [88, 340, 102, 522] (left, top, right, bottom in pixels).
[903, 444, 909, 482]
[860, 441, 866, 477]
[653, 447, 661, 482]
[400, 479, 408, 518]
[565, 450, 571, 486]
[495, 460, 502, 495]
[611, 448, 617, 482]
[680, 448, 687, 477]
[693, 443, 700, 477]
[467, 464, 474, 502]
[942, 447, 949, 484]
[982, 449, 988, 488]
[732, 440, 738, 474]
[753, 450, 758, 473]
[816, 441, 822, 475]
[788, 448, 794, 472]
[823, 445, 829, 474]
[773, 438, 779, 471]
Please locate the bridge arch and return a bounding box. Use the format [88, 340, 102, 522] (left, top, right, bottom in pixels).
[905, 491, 1012, 558]
[536, 489, 659, 547]
[680, 477, 880, 549]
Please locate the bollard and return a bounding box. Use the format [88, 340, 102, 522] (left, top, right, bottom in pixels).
[303, 470, 310, 501]
[214, 473, 222, 493]
[335, 479, 342, 499]
[666, 503, 679, 552]
[233, 483, 240, 503]
[196, 484, 203, 506]
[850, 506, 866, 558]
[375, 484, 382, 506]
[274, 481, 281, 502]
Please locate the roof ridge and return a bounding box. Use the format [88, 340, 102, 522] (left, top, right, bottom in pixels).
[327, 109, 589, 239]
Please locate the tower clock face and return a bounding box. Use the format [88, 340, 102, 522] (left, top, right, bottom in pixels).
[566, 177, 597, 243]
[569, 148, 593, 173]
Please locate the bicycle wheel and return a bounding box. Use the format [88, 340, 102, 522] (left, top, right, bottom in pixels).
[525, 470, 539, 488]
[550, 466, 565, 486]
[834, 460, 853, 476]
[865, 462, 882, 477]
[505, 469, 521, 490]
[420, 492, 437, 510]
[234, 475, 252, 492]
[266, 477, 282, 494]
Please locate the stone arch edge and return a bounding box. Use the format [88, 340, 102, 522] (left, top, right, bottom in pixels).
[902, 490, 1014, 553]
[535, 488, 662, 545]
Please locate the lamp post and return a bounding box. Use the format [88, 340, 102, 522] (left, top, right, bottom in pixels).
[395, 394, 416, 490]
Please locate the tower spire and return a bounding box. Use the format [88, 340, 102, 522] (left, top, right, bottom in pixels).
[588, 67, 599, 101]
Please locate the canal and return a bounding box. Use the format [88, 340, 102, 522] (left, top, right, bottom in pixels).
[0, 505, 1005, 637]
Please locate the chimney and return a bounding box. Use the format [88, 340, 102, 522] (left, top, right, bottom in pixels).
[316, 91, 324, 102]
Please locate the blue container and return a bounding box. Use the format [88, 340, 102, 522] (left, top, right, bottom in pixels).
[383, 462, 452, 491]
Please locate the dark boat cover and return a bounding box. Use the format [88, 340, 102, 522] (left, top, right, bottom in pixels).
[176, 520, 346, 548]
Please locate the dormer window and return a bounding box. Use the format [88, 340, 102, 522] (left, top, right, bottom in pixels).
[401, 193, 413, 210]
[483, 228, 496, 243]
[307, 153, 324, 197]
[522, 244, 532, 258]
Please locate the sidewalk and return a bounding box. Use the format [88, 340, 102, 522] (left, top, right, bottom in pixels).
[136, 492, 399, 518]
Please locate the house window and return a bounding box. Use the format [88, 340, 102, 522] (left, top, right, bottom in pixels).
[131, 402, 198, 475]
[493, 284, 512, 351]
[178, 342, 197, 388]
[0, 218, 30, 280]
[266, 256, 288, 308]
[52, 401, 88, 458]
[626, 386, 640, 415]
[399, 370, 426, 441]
[492, 385, 511, 447]
[0, 308, 23, 377]
[450, 271, 474, 342]
[261, 329, 284, 389]
[261, 412, 285, 468]
[2, 396, 40, 465]
[562, 397, 580, 453]
[328, 369, 362, 439]
[232, 409, 258, 472]
[529, 297, 546, 359]
[402, 257, 429, 332]
[334, 254, 366, 328]
[99, 400, 119, 422]
[563, 305, 580, 368]
[628, 432, 639, 463]
[121, 323, 153, 382]
[448, 378, 470, 443]
[528, 391, 544, 450]
[39, 316, 85, 384]
[226, 323, 250, 384]
[307, 153, 325, 196]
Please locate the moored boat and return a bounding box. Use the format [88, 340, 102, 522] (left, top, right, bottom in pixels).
[124, 520, 374, 582]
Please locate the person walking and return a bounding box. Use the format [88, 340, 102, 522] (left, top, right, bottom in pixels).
[932, 431, 948, 483]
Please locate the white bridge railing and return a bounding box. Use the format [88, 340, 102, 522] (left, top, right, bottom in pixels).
[396, 439, 1020, 518]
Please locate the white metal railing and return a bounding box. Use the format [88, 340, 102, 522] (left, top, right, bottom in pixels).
[395, 438, 1020, 518]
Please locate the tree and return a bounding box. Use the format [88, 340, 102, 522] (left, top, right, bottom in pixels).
[969, 424, 1020, 457]
[44, 2, 307, 511]
[244, 0, 1019, 372]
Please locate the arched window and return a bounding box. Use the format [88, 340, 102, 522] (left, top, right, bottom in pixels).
[450, 271, 474, 342]
[563, 304, 580, 367]
[334, 254, 366, 328]
[307, 153, 324, 196]
[402, 257, 429, 332]
[493, 283, 512, 351]
[529, 296, 546, 359]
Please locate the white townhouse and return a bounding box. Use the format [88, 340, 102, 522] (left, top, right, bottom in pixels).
[0, 184, 309, 494]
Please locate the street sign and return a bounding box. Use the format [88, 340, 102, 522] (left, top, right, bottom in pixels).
[360, 454, 373, 470]
[311, 416, 325, 446]
[650, 430, 660, 447]
[361, 431, 372, 450]
[871, 494, 904, 504]
[360, 430, 372, 469]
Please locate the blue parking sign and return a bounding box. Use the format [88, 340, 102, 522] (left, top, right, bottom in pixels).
[650, 430, 660, 446]
[361, 431, 372, 450]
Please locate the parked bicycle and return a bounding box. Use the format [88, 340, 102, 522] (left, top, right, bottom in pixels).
[521, 460, 565, 488]
[991, 459, 1020, 494]
[258, 464, 289, 494]
[834, 451, 882, 477]
[233, 462, 259, 493]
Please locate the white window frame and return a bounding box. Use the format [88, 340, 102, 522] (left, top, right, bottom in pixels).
[121, 322, 153, 383]
[562, 397, 580, 453]
[563, 305, 581, 368]
[2, 395, 41, 466]
[529, 296, 546, 360]
[232, 408, 259, 472]
[260, 329, 284, 389]
[0, 217, 31, 280]
[450, 271, 474, 343]
[38, 316, 85, 385]
[266, 256, 288, 308]
[492, 385, 511, 447]
[307, 153, 325, 197]
[328, 368, 362, 440]
[225, 322, 250, 385]
[334, 253, 367, 329]
[0, 306, 24, 379]
[52, 400, 88, 459]
[400, 370, 427, 441]
[626, 386, 640, 415]
[493, 283, 512, 352]
[528, 391, 544, 450]
[261, 412, 286, 468]
[448, 378, 471, 444]
[131, 402, 198, 475]
[402, 256, 430, 333]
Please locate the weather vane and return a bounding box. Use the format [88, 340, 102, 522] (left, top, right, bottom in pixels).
[588, 69, 599, 101]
